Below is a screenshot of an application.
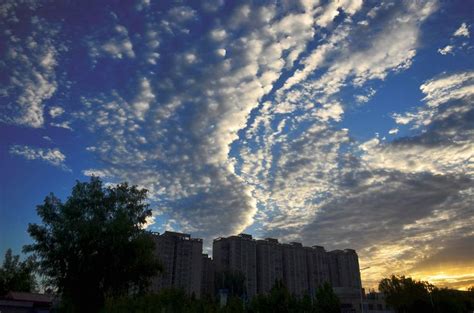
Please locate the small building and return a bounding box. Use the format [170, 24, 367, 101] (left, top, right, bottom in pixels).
[363, 292, 395, 313]
[0, 292, 53, 313]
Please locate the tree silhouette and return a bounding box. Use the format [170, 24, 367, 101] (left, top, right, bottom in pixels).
[380, 275, 474, 313]
[379, 275, 433, 313]
[215, 270, 247, 298]
[24, 177, 162, 312]
[314, 282, 340, 313]
[0, 248, 36, 295]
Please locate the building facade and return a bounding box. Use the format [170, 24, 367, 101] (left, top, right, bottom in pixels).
[328, 249, 363, 313]
[151, 231, 362, 304]
[213, 234, 258, 298]
[306, 245, 330, 296]
[213, 234, 362, 299]
[201, 254, 215, 297]
[150, 231, 203, 297]
[281, 242, 309, 296]
[256, 238, 283, 294]
[328, 249, 362, 289]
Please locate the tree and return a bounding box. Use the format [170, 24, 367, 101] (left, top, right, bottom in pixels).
[431, 287, 474, 313]
[314, 282, 340, 313]
[248, 280, 315, 313]
[24, 177, 162, 312]
[379, 275, 433, 313]
[0, 249, 36, 295]
[215, 270, 247, 298]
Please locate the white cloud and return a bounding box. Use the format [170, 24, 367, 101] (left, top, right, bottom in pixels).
[50, 121, 73, 130]
[436, 23, 471, 56]
[168, 6, 196, 22]
[89, 24, 135, 60]
[420, 71, 474, 107]
[236, 1, 439, 239]
[132, 78, 155, 120]
[49, 106, 64, 118]
[312, 1, 435, 95]
[388, 128, 399, 135]
[9, 145, 70, 171]
[355, 88, 376, 104]
[0, 3, 62, 128]
[210, 29, 227, 41]
[364, 71, 474, 175]
[74, 0, 325, 241]
[453, 22, 470, 37]
[216, 48, 226, 57]
[438, 45, 454, 55]
[82, 169, 111, 178]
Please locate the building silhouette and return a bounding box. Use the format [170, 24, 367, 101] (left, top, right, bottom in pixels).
[328, 249, 363, 313]
[328, 249, 362, 289]
[150, 231, 203, 297]
[213, 234, 258, 298]
[255, 238, 283, 294]
[151, 231, 362, 310]
[306, 245, 330, 295]
[201, 253, 215, 296]
[281, 242, 309, 296]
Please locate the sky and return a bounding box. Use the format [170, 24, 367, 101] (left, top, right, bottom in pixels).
[0, 0, 473, 290]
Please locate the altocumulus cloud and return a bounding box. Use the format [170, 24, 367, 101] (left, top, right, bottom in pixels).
[9, 145, 70, 172]
[0, 2, 62, 128]
[1, 0, 473, 289]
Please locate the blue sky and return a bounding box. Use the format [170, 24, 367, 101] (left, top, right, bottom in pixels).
[1, 0, 473, 289]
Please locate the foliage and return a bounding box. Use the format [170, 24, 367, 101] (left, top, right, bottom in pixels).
[215, 270, 247, 298]
[379, 275, 474, 313]
[313, 282, 341, 313]
[105, 281, 342, 313]
[23, 177, 162, 312]
[248, 280, 317, 313]
[379, 275, 433, 313]
[105, 288, 219, 313]
[0, 248, 37, 295]
[431, 287, 474, 313]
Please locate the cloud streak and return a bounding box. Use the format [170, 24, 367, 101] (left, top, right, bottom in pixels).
[9, 145, 70, 171]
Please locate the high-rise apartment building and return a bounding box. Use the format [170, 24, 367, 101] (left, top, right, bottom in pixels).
[151, 231, 362, 305]
[213, 234, 257, 297]
[256, 238, 283, 294]
[328, 249, 363, 313]
[281, 242, 309, 296]
[305, 245, 330, 296]
[328, 249, 361, 289]
[201, 254, 215, 297]
[150, 231, 203, 297]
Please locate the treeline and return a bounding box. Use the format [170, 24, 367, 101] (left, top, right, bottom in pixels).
[379, 275, 474, 313]
[104, 281, 340, 313]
